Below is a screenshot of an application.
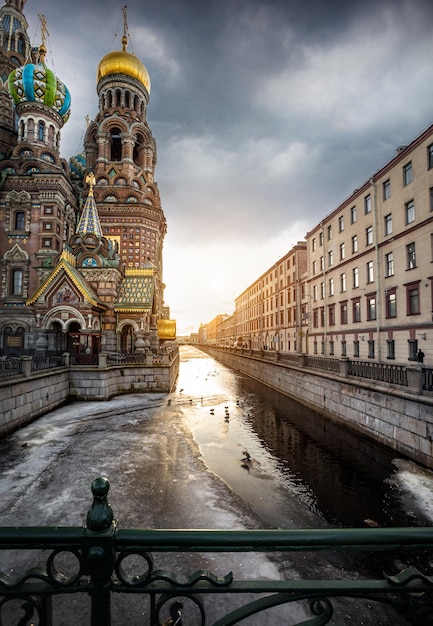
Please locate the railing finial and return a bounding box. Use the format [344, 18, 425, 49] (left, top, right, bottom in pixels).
[86, 477, 114, 531]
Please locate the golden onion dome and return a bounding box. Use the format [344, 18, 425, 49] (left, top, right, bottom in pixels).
[97, 35, 151, 93]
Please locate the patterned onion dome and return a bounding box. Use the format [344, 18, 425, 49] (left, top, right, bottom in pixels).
[69, 151, 86, 181]
[8, 45, 71, 123]
[97, 35, 150, 94]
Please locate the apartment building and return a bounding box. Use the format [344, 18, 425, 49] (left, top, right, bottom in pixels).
[233, 242, 307, 352]
[306, 124, 433, 362]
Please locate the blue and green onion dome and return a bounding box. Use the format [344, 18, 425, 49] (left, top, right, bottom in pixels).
[69, 152, 86, 181]
[8, 46, 71, 123]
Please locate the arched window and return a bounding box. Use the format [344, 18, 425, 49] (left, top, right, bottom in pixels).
[38, 121, 45, 141]
[17, 35, 25, 55]
[110, 127, 122, 161]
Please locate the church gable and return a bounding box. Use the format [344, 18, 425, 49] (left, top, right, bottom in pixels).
[26, 259, 104, 309]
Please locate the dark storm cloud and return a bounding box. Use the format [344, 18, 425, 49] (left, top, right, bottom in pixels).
[23, 0, 433, 331]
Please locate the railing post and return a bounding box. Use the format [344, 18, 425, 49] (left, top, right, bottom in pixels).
[339, 357, 350, 378]
[407, 364, 424, 394]
[21, 356, 32, 377]
[82, 477, 116, 626]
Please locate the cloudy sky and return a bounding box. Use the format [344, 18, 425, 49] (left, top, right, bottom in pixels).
[24, 0, 433, 335]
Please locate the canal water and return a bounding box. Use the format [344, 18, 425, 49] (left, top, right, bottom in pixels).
[177, 345, 433, 532]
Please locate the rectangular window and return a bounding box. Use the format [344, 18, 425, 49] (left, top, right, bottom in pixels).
[408, 339, 418, 361]
[386, 339, 395, 360]
[350, 206, 357, 224]
[320, 282, 325, 299]
[328, 250, 333, 267]
[319, 232, 324, 246]
[43, 238, 51, 247]
[312, 260, 317, 275]
[329, 340, 334, 356]
[405, 199, 415, 224]
[43, 222, 52, 230]
[384, 213, 392, 235]
[313, 310, 318, 328]
[367, 295, 376, 320]
[353, 340, 360, 357]
[352, 235, 358, 253]
[12, 269, 23, 295]
[329, 278, 334, 296]
[385, 252, 394, 277]
[339, 242, 345, 260]
[403, 162, 413, 186]
[367, 260, 374, 283]
[341, 340, 347, 357]
[340, 272, 346, 293]
[353, 299, 361, 322]
[366, 225, 373, 246]
[353, 267, 359, 288]
[338, 215, 344, 232]
[340, 302, 348, 324]
[383, 179, 391, 200]
[313, 285, 318, 301]
[407, 243, 416, 269]
[368, 340, 375, 359]
[407, 285, 420, 315]
[44, 206, 53, 214]
[386, 291, 397, 318]
[329, 305, 335, 325]
[364, 194, 372, 214]
[327, 225, 332, 240]
[312, 237, 316, 251]
[428, 143, 433, 169]
[320, 256, 324, 271]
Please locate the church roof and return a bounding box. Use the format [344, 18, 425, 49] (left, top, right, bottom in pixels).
[114, 269, 154, 312]
[76, 175, 102, 238]
[26, 252, 105, 308]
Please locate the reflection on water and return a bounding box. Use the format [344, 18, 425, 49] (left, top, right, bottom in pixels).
[237, 376, 428, 528]
[178, 346, 432, 530]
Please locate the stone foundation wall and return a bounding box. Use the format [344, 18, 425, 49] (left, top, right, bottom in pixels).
[0, 354, 179, 438]
[0, 370, 70, 436]
[204, 347, 433, 470]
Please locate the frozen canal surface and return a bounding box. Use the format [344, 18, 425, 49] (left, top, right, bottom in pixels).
[0, 345, 432, 625]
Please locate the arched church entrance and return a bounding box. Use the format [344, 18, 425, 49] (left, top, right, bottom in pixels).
[67, 321, 101, 364]
[47, 321, 66, 354]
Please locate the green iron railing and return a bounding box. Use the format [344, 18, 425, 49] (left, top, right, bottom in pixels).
[1, 477, 433, 625]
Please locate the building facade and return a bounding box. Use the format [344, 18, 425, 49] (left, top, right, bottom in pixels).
[306, 126, 433, 363]
[232, 242, 307, 352]
[0, 2, 173, 360]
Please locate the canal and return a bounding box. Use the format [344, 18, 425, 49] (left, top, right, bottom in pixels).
[0, 344, 432, 624]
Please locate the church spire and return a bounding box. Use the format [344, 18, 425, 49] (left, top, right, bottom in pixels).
[76, 173, 103, 238]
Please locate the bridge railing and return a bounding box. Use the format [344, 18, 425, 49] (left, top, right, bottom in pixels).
[1, 477, 432, 625]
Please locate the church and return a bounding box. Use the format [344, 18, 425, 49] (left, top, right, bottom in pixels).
[0, 0, 175, 363]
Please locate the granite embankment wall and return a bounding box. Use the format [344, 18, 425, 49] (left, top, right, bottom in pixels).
[0, 356, 179, 437]
[202, 347, 433, 470]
